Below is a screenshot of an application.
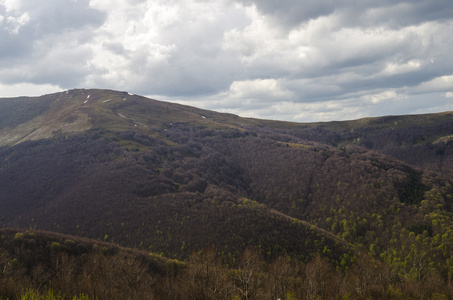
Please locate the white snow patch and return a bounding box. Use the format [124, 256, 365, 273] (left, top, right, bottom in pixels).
[117, 113, 127, 118]
[86, 95, 90, 99]
[128, 92, 134, 96]
[201, 115, 206, 119]
[103, 99, 112, 103]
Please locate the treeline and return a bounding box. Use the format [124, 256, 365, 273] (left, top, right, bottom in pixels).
[1, 229, 452, 300]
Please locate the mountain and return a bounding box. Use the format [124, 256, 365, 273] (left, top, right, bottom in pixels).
[2, 89, 453, 297]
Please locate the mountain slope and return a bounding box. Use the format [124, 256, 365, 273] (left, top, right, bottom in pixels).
[0, 88, 262, 147]
[2, 89, 453, 279]
[0, 129, 355, 262]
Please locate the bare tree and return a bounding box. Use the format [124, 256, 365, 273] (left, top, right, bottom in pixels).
[234, 247, 264, 300]
[184, 248, 232, 300]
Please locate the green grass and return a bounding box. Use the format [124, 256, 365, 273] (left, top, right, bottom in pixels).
[434, 135, 453, 144]
[16, 288, 97, 300]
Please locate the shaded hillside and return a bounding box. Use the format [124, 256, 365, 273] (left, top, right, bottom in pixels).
[0, 128, 354, 263]
[0, 228, 182, 300]
[2, 89, 453, 289]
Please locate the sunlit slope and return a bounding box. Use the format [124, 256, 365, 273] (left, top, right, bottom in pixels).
[0, 89, 256, 146]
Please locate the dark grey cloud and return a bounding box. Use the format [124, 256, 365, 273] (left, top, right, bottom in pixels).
[235, 0, 453, 28]
[24, 0, 105, 35]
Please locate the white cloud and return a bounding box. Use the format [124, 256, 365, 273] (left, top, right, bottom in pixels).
[228, 79, 293, 101]
[367, 90, 400, 104]
[0, 0, 21, 12]
[0, 82, 62, 97]
[413, 75, 453, 94]
[381, 60, 421, 76]
[85, 0, 250, 96]
[5, 12, 29, 34]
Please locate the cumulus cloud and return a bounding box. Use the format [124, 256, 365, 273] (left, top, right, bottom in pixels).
[1, 0, 453, 121]
[86, 0, 249, 96]
[0, 0, 105, 87]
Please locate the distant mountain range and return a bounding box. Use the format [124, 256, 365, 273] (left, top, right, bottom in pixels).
[1, 89, 453, 298]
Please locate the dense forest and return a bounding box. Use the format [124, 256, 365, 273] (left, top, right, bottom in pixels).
[2, 89, 453, 298]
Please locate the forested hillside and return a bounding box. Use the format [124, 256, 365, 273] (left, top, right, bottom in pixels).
[2, 89, 453, 299]
[1, 228, 451, 299]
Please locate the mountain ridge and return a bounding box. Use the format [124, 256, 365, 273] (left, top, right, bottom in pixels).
[3, 88, 453, 147]
[2, 89, 453, 289]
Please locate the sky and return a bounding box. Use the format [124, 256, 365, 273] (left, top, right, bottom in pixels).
[1, 0, 453, 122]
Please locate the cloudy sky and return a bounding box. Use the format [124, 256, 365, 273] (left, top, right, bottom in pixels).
[1, 0, 453, 122]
